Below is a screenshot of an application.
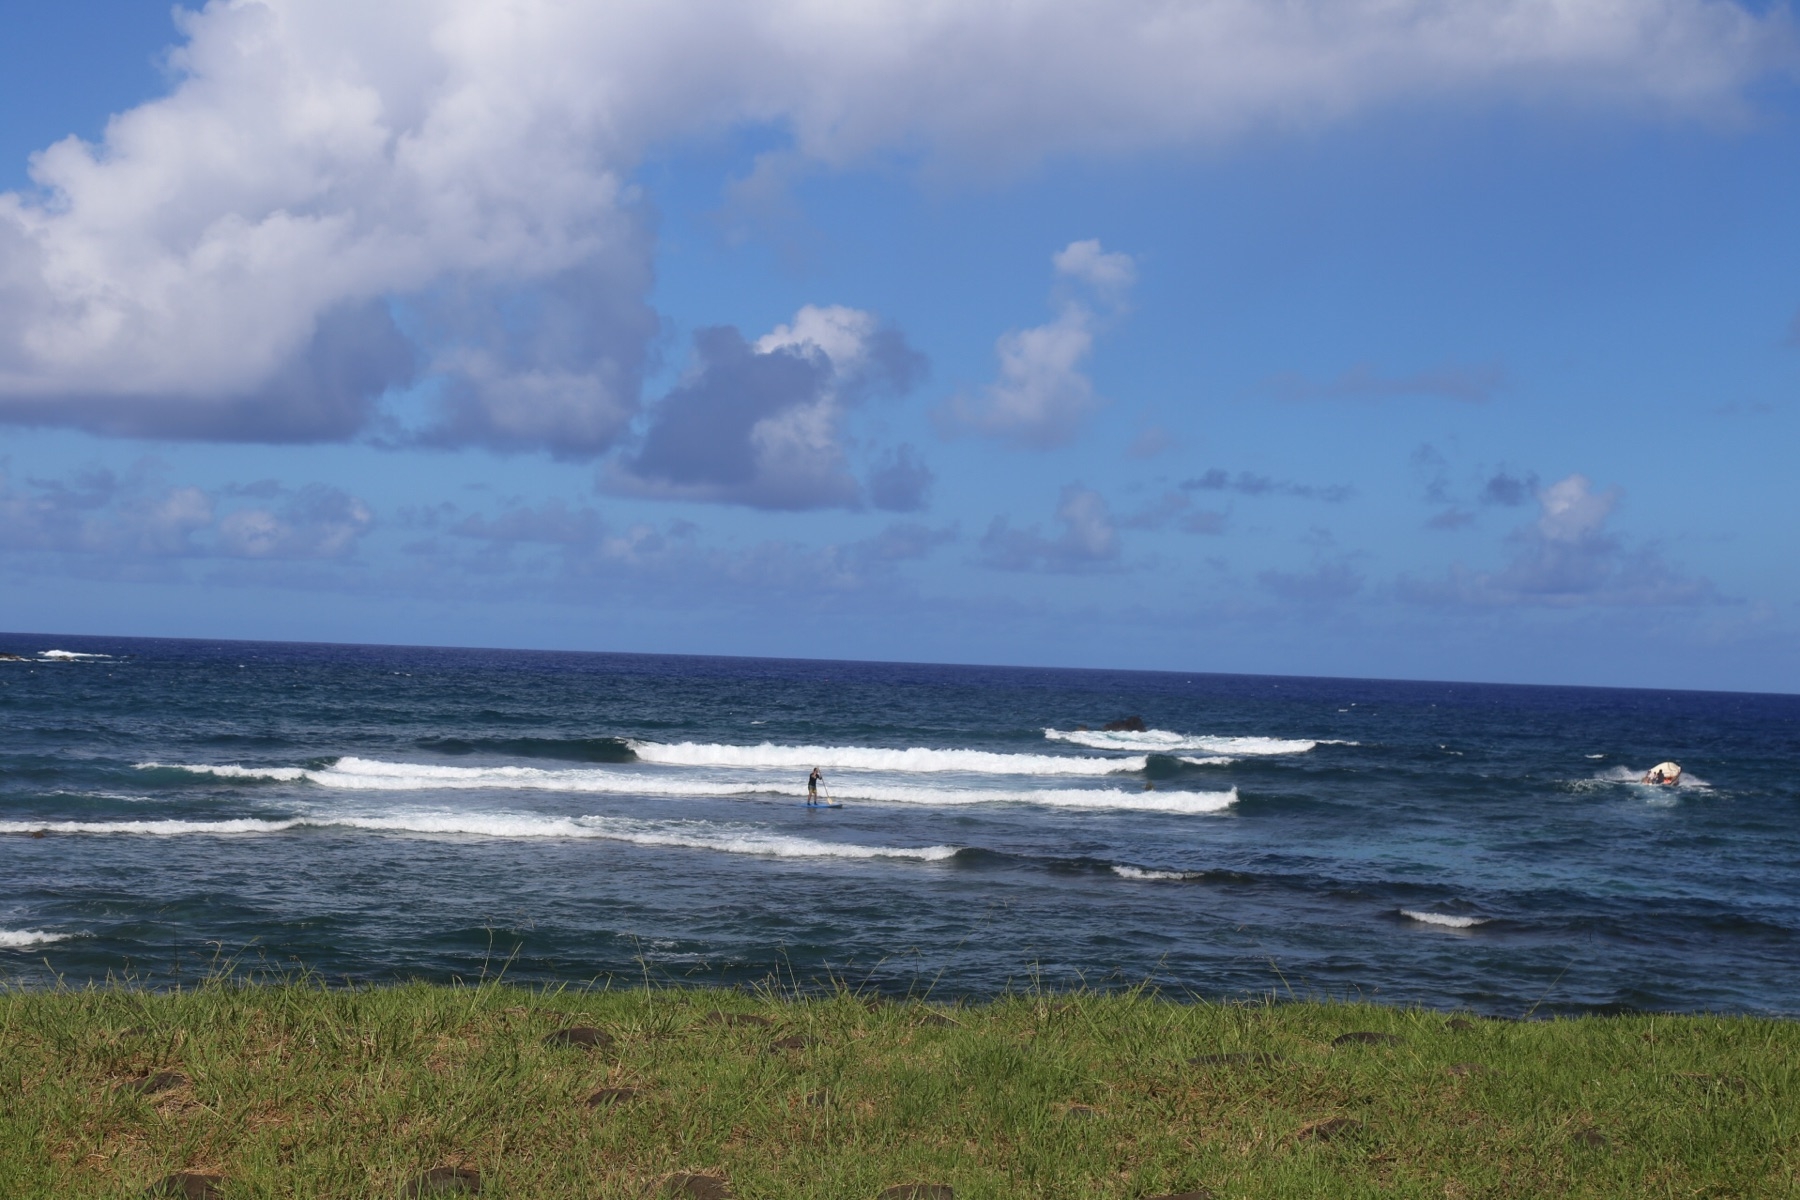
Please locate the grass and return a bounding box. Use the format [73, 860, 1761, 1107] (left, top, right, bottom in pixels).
[2, 979, 1796, 1198]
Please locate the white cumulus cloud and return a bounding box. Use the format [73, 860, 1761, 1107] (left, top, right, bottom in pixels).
[0, 0, 1788, 447]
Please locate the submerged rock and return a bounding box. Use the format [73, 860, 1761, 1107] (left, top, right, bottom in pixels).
[1102, 715, 1147, 732]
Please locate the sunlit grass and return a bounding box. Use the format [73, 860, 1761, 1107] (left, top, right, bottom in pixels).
[2, 977, 1793, 1198]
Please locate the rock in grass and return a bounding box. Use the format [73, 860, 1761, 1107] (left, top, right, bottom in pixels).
[878, 1186, 954, 1200]
[1297, 1117, 1364, 1142]
[1332, 1031, 1400, 1047]
[650, 1172, 733, 1199]
[1446, 1018, 1476, 1032]
[803, 1089, 830, 1107]
[543, 1026, 613, 1050]
[125, 1070, 188, 1095]
[769, 1033, 816, 1052]
[408, 1166, 482, 1195]
[1572, 1128, 1610, 1150]
[1064, 1103, 1100, 1119]
[585, 1086, 639, 1107]
[144, 1173, 224, 1199]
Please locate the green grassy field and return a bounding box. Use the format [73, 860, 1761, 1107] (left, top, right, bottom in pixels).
[2, 980, 1794, 1198]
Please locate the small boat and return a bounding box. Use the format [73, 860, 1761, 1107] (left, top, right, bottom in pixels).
[1641, 761, 1682, 786]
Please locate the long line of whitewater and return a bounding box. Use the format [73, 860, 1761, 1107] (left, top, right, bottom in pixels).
[135, 759, 1238, 814]
[0, 813, 958, 859]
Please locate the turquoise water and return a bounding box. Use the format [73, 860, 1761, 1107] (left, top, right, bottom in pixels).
[2, 633, 1795, 1013]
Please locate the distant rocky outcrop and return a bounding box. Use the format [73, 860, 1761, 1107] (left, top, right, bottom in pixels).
[1101, 715, 1146, 732]
[0, 652, 27, 662]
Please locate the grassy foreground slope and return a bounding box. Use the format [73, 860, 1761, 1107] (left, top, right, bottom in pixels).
[1, 983, 1795, 1198]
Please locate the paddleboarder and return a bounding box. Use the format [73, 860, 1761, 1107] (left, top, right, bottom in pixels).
[807, 766, 823, 806]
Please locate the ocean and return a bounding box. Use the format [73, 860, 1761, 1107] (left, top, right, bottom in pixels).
[2, 633, 1795, 1015]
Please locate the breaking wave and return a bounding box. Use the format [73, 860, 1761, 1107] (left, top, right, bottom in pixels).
[1111, 865, 1204, 881]
[1045, 729, 1329, 755]
[0, 928, 72, 948]
[137, 762, 309, 781]
[38, 650, 112, 660]
[138, 758, 1233, 814]
[1589, 766, 1712, 791]
[1401, 910, 1489, 929]
[0, 813, 956, 860]
[628, 740, 1143, 774]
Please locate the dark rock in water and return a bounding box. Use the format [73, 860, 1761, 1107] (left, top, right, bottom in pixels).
[144, 1173, 224, 1199]
[408, 1166, 482, 1195]
[0, 652, 27, 662]
[1446, 1018, 1476, 1031]
[543, 1026, 612, 1050]
[651, 1172, 733, 1199]
[30, 830, 46, 839]
[1297, 1117, 1363, 1142]
[879, 1186, 954, 1200]
[769, 1033, 815, 1051]
[126, 1070, 188, 1095]
[704, 1011, 772, 1028]
[1102, 715, 1147, 732]
[1447, 1063, 1488, 1077]
[1332, 1031, 1400, 1047]
[585, 1086, 638, 1107]
[1572, 1128, 1610, 1150]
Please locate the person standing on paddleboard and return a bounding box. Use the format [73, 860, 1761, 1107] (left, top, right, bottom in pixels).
[807, 766, 823, 806]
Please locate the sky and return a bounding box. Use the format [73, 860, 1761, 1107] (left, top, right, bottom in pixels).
[0, 0, 1797, 692]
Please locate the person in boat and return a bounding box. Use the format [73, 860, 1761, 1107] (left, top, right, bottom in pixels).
[1641, 761, 1682, 786]
[807, 766, 823, 805]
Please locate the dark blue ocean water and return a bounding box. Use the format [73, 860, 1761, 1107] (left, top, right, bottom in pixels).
[1, 633, 1796, 1014]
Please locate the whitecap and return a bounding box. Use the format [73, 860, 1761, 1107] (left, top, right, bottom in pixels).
[0, 928, 71, 948]
[1400, 909, 1489, 929]
[1111, 865, 1202, 881]
[1593, 766, 1711, 791]
[38, 650, 111, 660]
[136, 762, 309, 781]
[1045, 729, 1324, 755]
[629, 740, 1143, 775]
[140, 757, 1234, 814]
[0, 812, 956, 861]
[1176, 756, 1234, 767]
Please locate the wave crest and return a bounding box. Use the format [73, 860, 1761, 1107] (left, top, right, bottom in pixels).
[1400, 909, 1489, 929]
[0, 928, 72, 948]
[630, 740, 1143, 775]
[1046, 729, 1324, 755]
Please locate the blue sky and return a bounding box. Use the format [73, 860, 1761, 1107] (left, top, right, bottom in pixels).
[1, 0, 1797, 691]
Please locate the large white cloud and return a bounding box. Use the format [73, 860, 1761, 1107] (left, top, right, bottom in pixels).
[0, 0, 1789, 446]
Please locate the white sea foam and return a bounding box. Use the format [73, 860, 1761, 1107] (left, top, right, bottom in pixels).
[1111, 865, 1202, 881]
[39, 649, 112, 660]
[1045, 729, 1325, 755]
[629, 740, 1143, 774]
[1401, 910, 1489, 929]
[140, 757, 1232, 814]
[2, 818, 301, 836]
[1176, 756, 1235, 767]
[137, 762, 310, 781]
[1593, 766, 1712, 791]
[0, 929, 71, 948]
[0, 813, 956, 860]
